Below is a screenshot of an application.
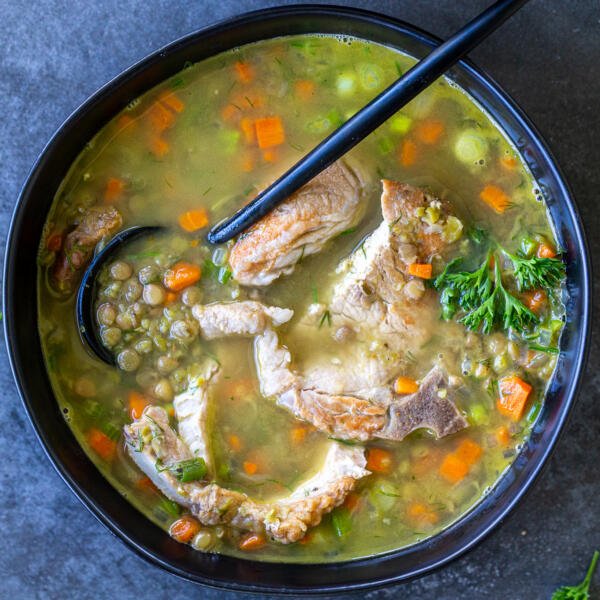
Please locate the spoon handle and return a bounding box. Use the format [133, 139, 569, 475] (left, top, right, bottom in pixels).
[208, 0, 529, 245]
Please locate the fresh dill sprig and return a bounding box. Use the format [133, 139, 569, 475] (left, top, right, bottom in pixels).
[501, 249, 566, 291]
[551, 550, 598, 600]
[435, 254, 493, 312]
[434, 242, 553, 335]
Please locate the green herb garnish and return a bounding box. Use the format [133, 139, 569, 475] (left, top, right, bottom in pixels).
[501, 248, 566, 291]
[435, 237, 564, 335]
[318, 310, 331, 328]
[552, 550, 598, 600]
[159, 457, 208, 483]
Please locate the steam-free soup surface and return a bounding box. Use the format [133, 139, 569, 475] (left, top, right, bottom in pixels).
[38, 35, 564, 562]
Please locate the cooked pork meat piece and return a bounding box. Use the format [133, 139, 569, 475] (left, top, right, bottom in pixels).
[192, 301, 293, 339]
[329, 180, 463, 349]
[251, 181, 467, 441]
[124, 406, 368, 544]
[255, 328, 466, 442]
[173, 360, 219, 463]
[228, 159, 368, 286]
[243, 443, 368, 543]
[52, 206, 123, 292]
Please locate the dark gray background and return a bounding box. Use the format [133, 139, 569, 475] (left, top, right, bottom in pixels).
[1, 1, 598, 598]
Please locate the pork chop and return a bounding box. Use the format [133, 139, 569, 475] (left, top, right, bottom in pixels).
[52, 206, 123, 293]
[228, 159, 368, 286]
[124, 406, 369, 544]
[328, 180, 463, 348]
[192, 301, 293, 339]
[255, 328, 467, 442]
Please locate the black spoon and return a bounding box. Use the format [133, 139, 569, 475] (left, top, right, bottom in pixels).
[77, 0, 529, 363]
[76, 226, 164, 365]
[207, 0, 530, 244]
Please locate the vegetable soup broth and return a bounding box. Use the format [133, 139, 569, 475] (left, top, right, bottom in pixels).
[38, 35, 563, 562]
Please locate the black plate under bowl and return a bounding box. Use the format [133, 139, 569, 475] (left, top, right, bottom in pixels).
[2, 4, 591, 594]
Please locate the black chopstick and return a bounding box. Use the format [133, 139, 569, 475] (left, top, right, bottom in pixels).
[207, 0, 530, 245]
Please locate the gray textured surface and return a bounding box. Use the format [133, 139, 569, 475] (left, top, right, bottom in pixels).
[1, 1, 598, 598]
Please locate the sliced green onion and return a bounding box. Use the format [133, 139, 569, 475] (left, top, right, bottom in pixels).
[218, 129, 240, 155]
[526, 400, 542, 423]
[389, 112, 412, 135]
[377, 137, 395, 155]
[528, 342, 559, 355]
[454, 130, 488, 164]
[217, 267, 232, 285]
[167, 458, 207, 482]
[468, 403, 489, 426]
[157, 497, 181, 518]
[331, 507, 352, 537]
[357, 63, 384, 90]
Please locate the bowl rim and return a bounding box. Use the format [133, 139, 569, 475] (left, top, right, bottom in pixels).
[3, 3, 591, 594]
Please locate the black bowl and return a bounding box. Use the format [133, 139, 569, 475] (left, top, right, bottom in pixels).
[3, 4, 591, 594]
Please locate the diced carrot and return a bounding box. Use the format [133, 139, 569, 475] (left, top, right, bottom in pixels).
[290, 426, 307, 445]
[439, 453, 469, 484]
[294, 79, 315, 101]
[150, 137, 170, 158]
[480, 184, 511, 213]
[537, 242, 557, 258]
[234, 61, 254, 84]
[163, 262, 201, 291]
[343, 492, 362, 514]
[87, 428, 117, 462]
[169, 516, 201, 543]
[221, 103, 239, 122]
[116, 114, 136, 131]
[147, 101, 176, 132]
[407, 502, 439, 525]
[104, 177, 125, 203]
[415, 120, 444, 144]
[240, 117, 256, 145]
[189, 239, 199, 248]
[454, 439, 483, 467]
[128, 390, 150, 419]
[262, 148, 279, 163]
[178, 207, 209, 232]
[240, 153, 255, 172]
[136, 476, 156, 493]
[394, 376, 419, 395]
[255, 116, 285, 149]
[407, 263, 433, 279]
[159, 90, 185, 113]
[228, 434, 243, 452]
[366, 447, 393, 473]
[239, 532, 266, 551]
[500, 155, 518, 169]
[497, 375, 532, 421]
[523, 289, 547, 313]
[243, 460, 258, 475]
[399, 139, 417, 167]
[46, 232, 63, 252]
[495, 425, 510, 447]
[164, 291, 178, 305]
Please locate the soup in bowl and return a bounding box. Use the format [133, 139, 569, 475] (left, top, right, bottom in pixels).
[6, 6, 589, 592]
